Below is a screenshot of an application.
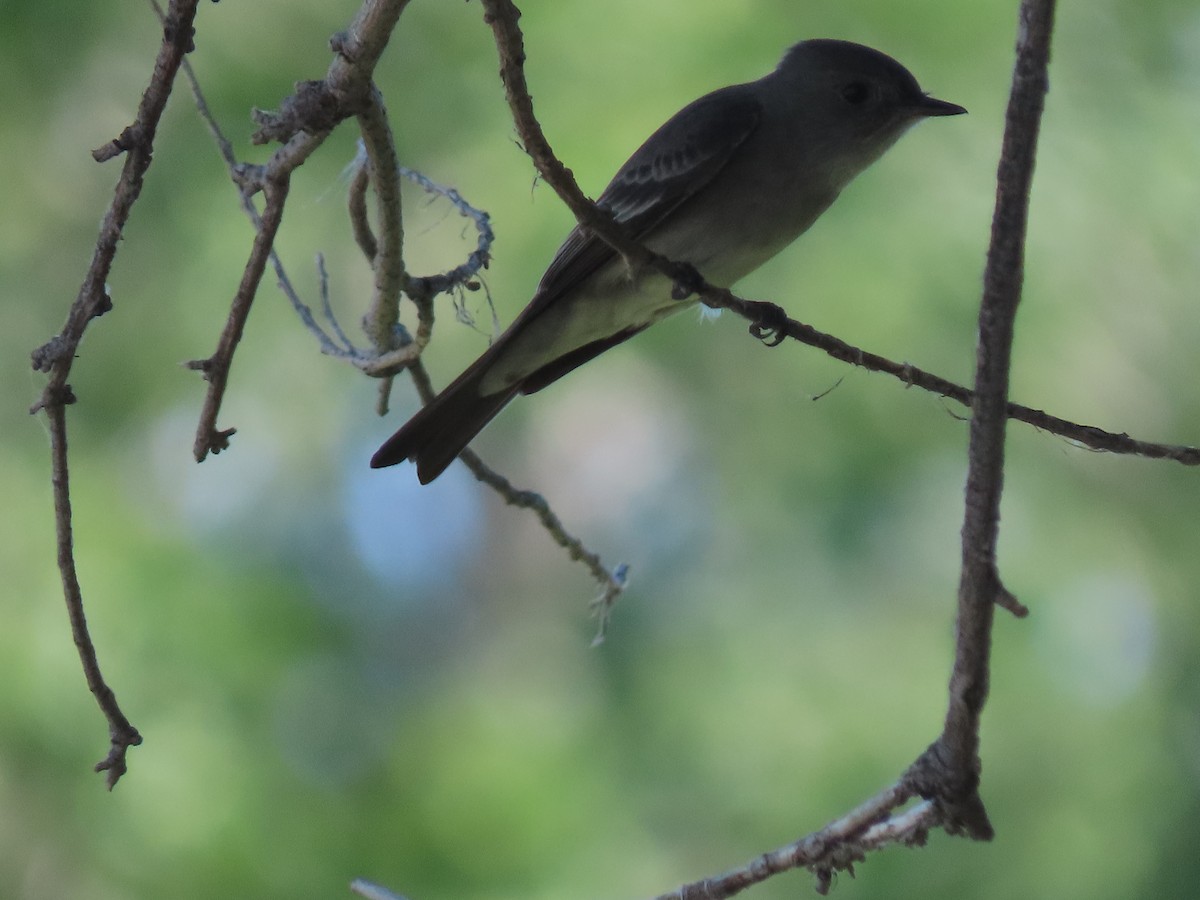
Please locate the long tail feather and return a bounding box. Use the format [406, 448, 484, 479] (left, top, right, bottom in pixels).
[370, 363, 517, 483]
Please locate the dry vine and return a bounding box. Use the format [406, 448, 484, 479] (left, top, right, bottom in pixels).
[28, 0, 1196, 895]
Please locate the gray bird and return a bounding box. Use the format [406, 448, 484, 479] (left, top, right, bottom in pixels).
[372, 39, 965, 482]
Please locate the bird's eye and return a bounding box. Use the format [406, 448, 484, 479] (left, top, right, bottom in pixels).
[841, 82, 872, 105]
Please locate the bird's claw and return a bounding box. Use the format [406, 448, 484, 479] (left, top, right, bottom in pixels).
[747, 301, 789, 347]
[670, 263, 705, 301]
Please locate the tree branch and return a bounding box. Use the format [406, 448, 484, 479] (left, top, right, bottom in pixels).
[356, 84, 415, 353]
[905, 0, 1057, 841]
[187, 173, 292, 459]
[407, 360, 628, 643]
[27, 0, 204, 788]
[657, 785, 932, 899]
[700, 297, 1200, 467]
[187, 0, 415, 460]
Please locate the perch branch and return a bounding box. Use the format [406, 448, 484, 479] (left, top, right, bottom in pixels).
[188, 173, 293, 459]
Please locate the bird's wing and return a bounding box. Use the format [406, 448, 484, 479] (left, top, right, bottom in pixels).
[526, 86, 763, 313]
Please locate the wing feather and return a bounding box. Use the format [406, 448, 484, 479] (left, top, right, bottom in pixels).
[529, 86, 762, 312]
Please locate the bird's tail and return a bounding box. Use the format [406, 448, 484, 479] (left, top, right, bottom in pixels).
[371, 308, 649, 482]
[370, 360, 518, 484]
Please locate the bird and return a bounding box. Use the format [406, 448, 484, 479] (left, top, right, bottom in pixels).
[371, 39, 965, 483]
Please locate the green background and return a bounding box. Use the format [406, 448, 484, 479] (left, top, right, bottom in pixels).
[5, 0, 1200, 897]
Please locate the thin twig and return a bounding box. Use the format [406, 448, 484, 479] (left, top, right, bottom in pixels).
[656, 783, 928, 899]
[348, 161, 379, 261]
[406, 359, 628, 639]
[338, 156, 403, 411]
[316, 253, 357, 352]
[173, 41, 351, 364]
[905, 0, 1057, 841]
[357, 85, 414, 352]
[185, 0, 416, 459]
[459, 451, 629, 644]
[184, 122, 332, 459]
[188, 175, 293, 460]
[27, 0, 203, 787]
[697, 292, 1200, 467]
[45, 394, 144, 787]
[344, 146, 497, 377]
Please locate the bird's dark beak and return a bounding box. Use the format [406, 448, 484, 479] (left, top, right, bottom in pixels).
[916, 95, 968, 117]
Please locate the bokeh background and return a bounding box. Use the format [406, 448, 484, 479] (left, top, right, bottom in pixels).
[4, 1, 1200, 897]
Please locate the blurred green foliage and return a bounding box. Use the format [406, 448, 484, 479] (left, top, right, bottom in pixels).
[5, 1, 1200, 897]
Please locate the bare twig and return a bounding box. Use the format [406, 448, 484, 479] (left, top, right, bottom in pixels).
[316, 253, 357, 353]
[348, 161, 379, 261]
[44, 394, 144, 789]
[705, 294, 1200, 466]
[184, 121, 331, 462]
[655, 784, 930, 899]
[905, 0, 1057, 841]
[407, 359, 628, 639]
[458, 453, 629, 644]
[356, 85, 415, 353]
[345, 147, 496, 377]
[27, 0, 204, 787]
[188, 174, 293, 459]
[173, 37, 352, 364]
[186, 0, 416, 459]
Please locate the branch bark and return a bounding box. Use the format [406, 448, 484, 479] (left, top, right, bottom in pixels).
[27, 0, 205, 788]
[188, 0, 416, 460]
[905, 0, 1057, 840]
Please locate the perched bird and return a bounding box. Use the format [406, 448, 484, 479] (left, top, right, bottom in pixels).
[372, 39, 965, 482]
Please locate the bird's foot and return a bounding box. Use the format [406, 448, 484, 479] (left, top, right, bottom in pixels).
[669, 262, 705, 301]
[746, 300, 789, 347]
